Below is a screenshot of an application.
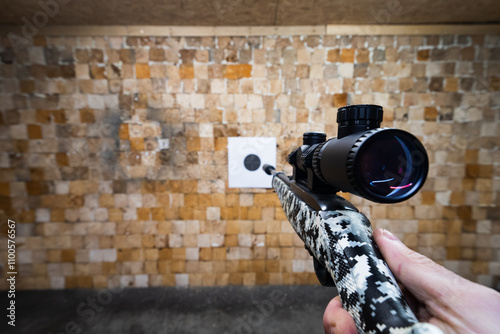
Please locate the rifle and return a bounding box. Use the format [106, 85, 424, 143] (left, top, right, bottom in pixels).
[263, 105, 443, 334]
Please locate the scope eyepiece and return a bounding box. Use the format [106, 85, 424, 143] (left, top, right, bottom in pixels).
[289, 105, 429, 203]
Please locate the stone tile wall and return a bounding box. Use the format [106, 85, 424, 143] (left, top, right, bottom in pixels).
[0, 33, 499, 290]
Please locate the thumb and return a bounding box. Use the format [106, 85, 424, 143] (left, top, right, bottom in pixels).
[373, 228, 465, 306]
[323, 296, 358, 334]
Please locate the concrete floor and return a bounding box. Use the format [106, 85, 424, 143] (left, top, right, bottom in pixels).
[1, 285, 337, 334]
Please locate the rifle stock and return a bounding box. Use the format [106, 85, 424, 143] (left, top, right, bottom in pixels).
[266, 166, 443, 334]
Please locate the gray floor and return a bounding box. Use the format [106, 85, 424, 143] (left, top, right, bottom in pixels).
[1, 285, 337, 334]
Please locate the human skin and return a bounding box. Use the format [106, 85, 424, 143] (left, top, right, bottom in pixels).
[323, 228, 500, 334]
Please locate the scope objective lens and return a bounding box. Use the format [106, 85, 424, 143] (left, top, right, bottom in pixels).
[314, 128, 429, 203]
[353, 130, 428, 201]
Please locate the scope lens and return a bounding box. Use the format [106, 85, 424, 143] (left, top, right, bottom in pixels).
[354, 131, 428, 201]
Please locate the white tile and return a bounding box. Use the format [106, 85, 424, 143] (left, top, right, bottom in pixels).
[175, 274, 189, 287]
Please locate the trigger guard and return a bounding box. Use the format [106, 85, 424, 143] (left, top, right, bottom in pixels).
[313, 257, 336, 287]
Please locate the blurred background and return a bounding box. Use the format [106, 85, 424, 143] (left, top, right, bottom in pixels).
[0, 0, 499, 333]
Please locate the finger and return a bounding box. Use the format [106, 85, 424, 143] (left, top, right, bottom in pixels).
[373, 228, 466, 307]
[323, 296, 358, 334]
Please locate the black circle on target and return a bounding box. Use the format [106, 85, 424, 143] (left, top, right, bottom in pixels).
[244, 154, 261, 171]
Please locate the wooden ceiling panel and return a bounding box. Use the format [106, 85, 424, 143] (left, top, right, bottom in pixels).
[0, 0, 498, 26]
[276, 0, 500, 25]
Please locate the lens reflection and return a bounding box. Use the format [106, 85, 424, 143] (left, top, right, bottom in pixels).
[354, 132, 424, 199]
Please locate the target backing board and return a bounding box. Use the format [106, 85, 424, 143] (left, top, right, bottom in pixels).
[227, 137, 276, 188]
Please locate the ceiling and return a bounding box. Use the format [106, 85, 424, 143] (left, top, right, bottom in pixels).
[0, 0, 499, 26]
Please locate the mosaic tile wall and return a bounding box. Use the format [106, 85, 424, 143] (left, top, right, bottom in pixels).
[0, 33, 499, 290]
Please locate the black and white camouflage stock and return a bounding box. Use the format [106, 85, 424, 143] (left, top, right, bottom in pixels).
[272, 175, 443, 334]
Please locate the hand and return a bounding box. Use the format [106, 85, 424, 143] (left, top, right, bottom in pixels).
[323, 228, 500, 334]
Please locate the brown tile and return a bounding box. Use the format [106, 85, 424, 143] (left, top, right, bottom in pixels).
[327, 49, 340, 62]
[417, 49, 430, 61]
[200, 248, 212, 261]
[75, 49, 90, 63]
[26, 181, 49, 195]
[120, 49, 135, 63]
[444, 77, 458, 92]
[421, 191, 435, 205]
[356, 49, 369, 63]
[90, 49, 104, 63]
[55, 153, 69, 167]
[20, 80, 35, 93]
[61, 249, 75, 262]
[429, 77, 443, 91]
[180, 49, 196, 63]
[424, 107, 438, 121]
[90, 65, 106, 79]
[27, 124, 42, 139]
[149, 48, 165, 61]
[79, 109, 95, 123]
[332, 93, 347, 107]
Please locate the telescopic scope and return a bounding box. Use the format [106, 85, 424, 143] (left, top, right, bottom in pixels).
[288, 104, 429, 203]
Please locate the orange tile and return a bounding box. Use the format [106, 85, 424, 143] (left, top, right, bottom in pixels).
[226, 221, 239, 234]
[135, 63, 150, 79]
[136, 208, 150, 220]
[159, 248, 172, 260]
[151, 208, 165, 221]
[341, 48, 355, 62]
[186, 137, 201, 151]
[119, 123, 129, 139]
[130, 138, 144, 151]
[224, 64, 252, 79]
[179, 64, 194, 79]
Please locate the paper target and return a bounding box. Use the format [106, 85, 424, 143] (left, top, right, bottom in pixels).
[227, 137, 276, 188]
